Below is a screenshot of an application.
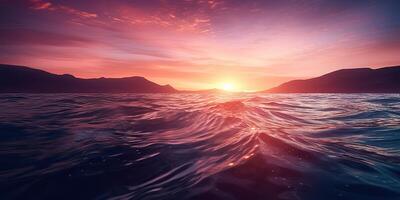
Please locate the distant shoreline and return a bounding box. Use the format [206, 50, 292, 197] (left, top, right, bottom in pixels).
[1, 64, 399, 93]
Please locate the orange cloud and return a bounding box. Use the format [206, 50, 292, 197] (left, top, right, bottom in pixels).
[30, 0, 97, 18]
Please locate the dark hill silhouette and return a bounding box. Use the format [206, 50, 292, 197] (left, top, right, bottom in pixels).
[0, 64, 177, 93]
[266, 66, 400, 93]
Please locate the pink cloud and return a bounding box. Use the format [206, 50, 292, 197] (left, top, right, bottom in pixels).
[30, 0, 97, 18]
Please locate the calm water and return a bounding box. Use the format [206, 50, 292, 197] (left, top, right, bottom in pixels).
[0, 93, 400, 200]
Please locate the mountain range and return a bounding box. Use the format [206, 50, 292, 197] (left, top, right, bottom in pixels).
[266, 66, 400, 93]
[0, 64, 399, 93]
[0, 64, 176, 93]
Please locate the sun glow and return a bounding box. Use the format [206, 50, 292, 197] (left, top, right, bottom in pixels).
[221, 83, 234, 91]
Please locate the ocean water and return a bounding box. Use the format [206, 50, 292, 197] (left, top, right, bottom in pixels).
[0, 93, 400, 200]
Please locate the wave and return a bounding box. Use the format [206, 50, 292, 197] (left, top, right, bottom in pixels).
[0, 93, 399, 199]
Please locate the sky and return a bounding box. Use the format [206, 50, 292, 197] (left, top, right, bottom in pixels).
[1, 0, 400, 91]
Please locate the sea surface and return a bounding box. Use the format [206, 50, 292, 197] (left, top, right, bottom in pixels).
[0, 93, 400, 200]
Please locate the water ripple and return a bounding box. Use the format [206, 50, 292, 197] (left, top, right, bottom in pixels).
[0, 93, 399, 200]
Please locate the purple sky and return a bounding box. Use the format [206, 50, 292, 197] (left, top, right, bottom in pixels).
[1, 0, 400, 90]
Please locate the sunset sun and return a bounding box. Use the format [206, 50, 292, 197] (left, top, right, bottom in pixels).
[221, 83, 234, 91]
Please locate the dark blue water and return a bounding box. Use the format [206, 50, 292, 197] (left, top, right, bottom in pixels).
[1, 93, 400, 200]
